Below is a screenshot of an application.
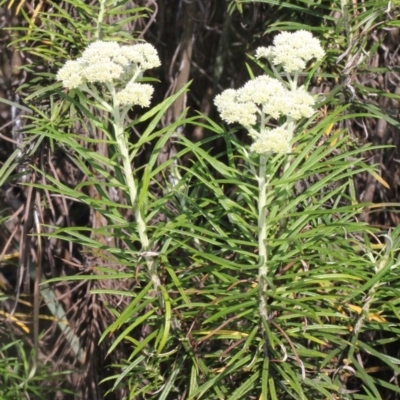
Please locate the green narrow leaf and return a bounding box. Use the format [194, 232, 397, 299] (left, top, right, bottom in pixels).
[156, 285, 172, 355]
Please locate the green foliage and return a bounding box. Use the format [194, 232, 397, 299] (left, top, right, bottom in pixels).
[1, 0, 400, 398]
[0, 338, 71, 399]
[38, 95, 399, 398]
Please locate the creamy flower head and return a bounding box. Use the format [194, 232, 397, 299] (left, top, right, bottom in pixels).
[116, 82, 154, 107]
[121, 43, 161, 70]
[256, 30, 325, 73]
[237, 75, 286, 105]
[82, 60, 123, 83]
[214, 75, 317, 126]
[57, 40, 161, 90]
[255, 46, 272, 60]
[56, 60, 84, 89]
[214, 89, 257, 127]
[261, 94, 291, 120]
[250, 127, 291, 155]
[285, 88, 315, 120]
[81, 41, 121, 63]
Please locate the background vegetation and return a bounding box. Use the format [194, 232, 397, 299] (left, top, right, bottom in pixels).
[0, 0, 400, 399]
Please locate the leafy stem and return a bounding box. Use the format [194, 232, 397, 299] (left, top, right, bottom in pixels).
[258, 153, 271, 329]
[112, 108, 161, 291]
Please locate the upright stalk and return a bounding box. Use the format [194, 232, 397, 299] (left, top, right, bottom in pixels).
[56, 40, 162, 290]
[112, 110, 161, 290]
[95, 0, 106, 40]
[258, 154, 270, 328]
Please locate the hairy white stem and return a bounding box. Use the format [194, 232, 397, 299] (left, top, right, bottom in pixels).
[258, 154, 270, 326]
[112, 113, 161, 290]
[96, 0, 106, 40]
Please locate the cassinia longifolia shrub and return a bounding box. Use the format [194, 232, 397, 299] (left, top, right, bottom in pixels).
[55, 29, 325, 353]
[214, 30, 325, 331]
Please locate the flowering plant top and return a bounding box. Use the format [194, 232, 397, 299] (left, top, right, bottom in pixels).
[56, 40, 161, 108]
[256, 30, 325, 73]
[214, 31, 324, 155]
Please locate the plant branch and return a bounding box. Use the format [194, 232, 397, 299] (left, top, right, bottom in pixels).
[258, 153, 270, 330]
[112, 113, 161, 291]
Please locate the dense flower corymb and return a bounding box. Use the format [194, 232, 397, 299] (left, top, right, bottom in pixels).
[215, 76, 317, 124]
[116, 82, 154, 107]
[56, 60, 84, 89]
[120, 43, 161, 70]
[250, 127, 292, 155]
[82, 60, 123, 83]
[81, 41, 121, 64]
[285, 88, 315, 120]
[57, 40, 160, 89]
[214, 30, 324, 155]
[256, 30, 325, 73]
[214, 89, 258, 127]
[236, 75, 286, 106]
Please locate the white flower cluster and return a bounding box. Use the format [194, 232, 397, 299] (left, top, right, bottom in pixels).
[215, 31, 324, 155]
[215, 76, 315, 127]
[56, 40, 161, 107]
[256, 30, 325, 73]
[214, 76, 316, 154]
[214, 89, 258, 127]
[250, 127, 291, 155]
[116, 82, 154, 107]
